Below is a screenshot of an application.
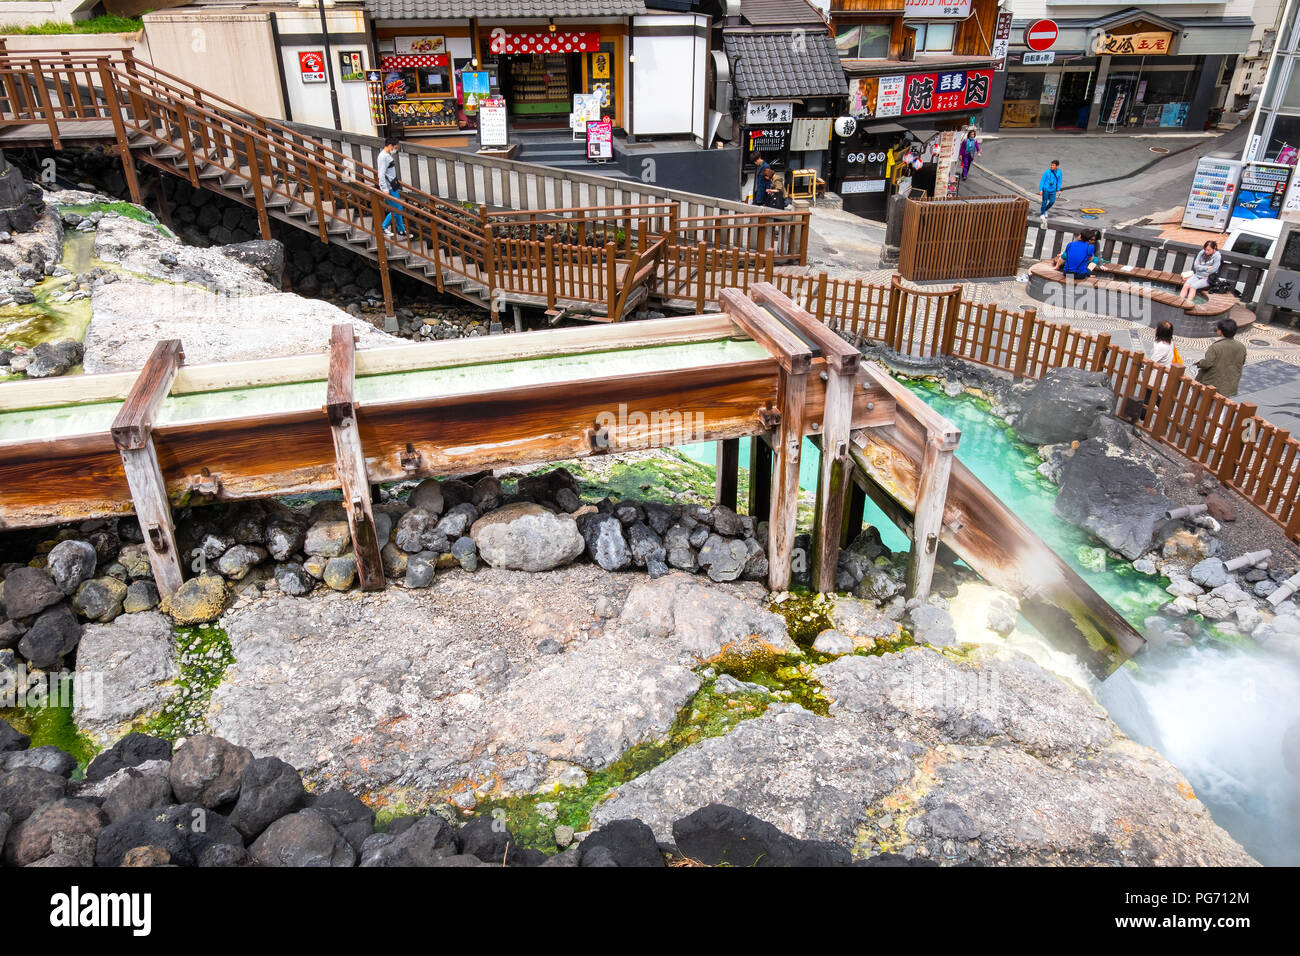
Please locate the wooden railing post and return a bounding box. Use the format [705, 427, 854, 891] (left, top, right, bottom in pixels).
[1217, 401, 1256, 485]
[28, 58, 60, 148]
[605, 240, 618, 319]
[1149, 364, 1185, 440]
[97, 57, 142, 205]
[815, 272, 828, 325]
[544, 234, 556, 310]
[1013, 307, 1036, 379]
[885, 280, 902, 352]
[430, 214, 445, 292]
[308, 162, 328, 242]
[695, 241, 708, 314]
[370, 192, 394, 320]
[1091, 333, 1111, 372]
[244, 131, 272, 240]
[765, 247, 775, 283]
[938, 288, 960, 357]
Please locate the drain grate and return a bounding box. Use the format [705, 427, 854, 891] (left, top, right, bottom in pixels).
[1250, 338, 1272, 346]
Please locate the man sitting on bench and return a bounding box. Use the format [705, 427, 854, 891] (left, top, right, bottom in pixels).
[1053, 231, 1095, 281]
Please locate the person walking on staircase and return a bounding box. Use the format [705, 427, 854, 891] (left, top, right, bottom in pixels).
[1038, 159, 1062, 223]
[378, 137, 407, 240]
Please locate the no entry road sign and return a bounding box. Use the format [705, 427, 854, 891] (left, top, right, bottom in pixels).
[1025, 20, 1058, 52]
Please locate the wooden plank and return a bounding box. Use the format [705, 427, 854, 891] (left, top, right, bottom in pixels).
[768, 366, 808, 591]
[327, 325, 385, 592]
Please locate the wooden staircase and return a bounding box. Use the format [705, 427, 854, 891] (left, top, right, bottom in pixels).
[0, 50, 810, 321]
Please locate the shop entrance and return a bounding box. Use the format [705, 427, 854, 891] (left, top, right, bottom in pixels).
[500, 52, 576, 127]
[1052, 70, 1093, 129]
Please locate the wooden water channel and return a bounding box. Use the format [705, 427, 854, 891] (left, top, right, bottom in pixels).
[0, 285, 1144, 675]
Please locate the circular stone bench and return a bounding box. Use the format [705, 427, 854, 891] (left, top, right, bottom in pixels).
[1026, 260, 1243, 337]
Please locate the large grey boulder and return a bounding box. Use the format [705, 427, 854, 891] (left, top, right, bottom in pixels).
[169, 735, 253, 808]
[1053, 438, 1172, 560]
[72, 612, 180, 747]
[1014, 367, 1115, 445]
[469, 503, 585, 571]
[251, 808, 357, 867]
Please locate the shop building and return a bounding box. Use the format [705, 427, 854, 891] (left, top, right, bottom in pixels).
[988, 6, 1252, 133]
[720, 0, 848, 202]
[829, 0, 999, 218]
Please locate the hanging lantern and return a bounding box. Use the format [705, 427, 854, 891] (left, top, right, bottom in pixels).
[833, 115, 857, 138]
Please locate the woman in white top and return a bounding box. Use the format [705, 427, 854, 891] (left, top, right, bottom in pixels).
[1178, 240, 1222, 301]
[1143, 321, 1177, 419]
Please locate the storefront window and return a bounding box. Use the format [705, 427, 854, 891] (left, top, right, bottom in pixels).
[1283, 61, 1300, 110]
[398, 67, 451, 95]
[912, 23, 955, 53]
[1266, 112, 1300, 163]
[836, 23, 890, 59]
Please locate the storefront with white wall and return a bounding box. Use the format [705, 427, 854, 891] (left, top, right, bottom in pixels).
[986, 7, 1252, 133]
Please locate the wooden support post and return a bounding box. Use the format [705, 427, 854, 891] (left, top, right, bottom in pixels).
[29, 59, 60, 149]
[769, 367, 808, 592]
[715, 438, 739, 511]
[98, 58, 141, 205]
[544, 234, 556, 310]
[906, 434, 955, 601]
[327, 325, 386, 592]
[1091, 332, 1111, 372]
[150, 168, 173, 231]
[749, 433, 773, 521]
[244, 131, 272, 241]
[111, 340, 185, 595]
[605, 240, 618, 319]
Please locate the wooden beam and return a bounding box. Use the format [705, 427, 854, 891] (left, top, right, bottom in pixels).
[327, 324, 386, 592]
[747, 281, 861, 376]
[906, 434, 955, 601]
[715, 438, 739, 511]
[719, 287, 812, 375]
[110, 340, 185, 595]
[842, 480, 866, 548]
[768, 366, 808, 591]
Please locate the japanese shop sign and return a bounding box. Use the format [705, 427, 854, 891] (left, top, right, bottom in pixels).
[900, 69, 993, 116]
[298, 51, 326, 83]
[903, 0, 971, 18]
[745, 101, 795, 124]
[1093, 32, 1172, 56]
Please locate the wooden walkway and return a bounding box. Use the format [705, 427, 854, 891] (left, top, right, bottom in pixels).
[0, 50, 810, 322]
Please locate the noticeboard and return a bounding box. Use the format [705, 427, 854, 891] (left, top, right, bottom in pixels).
[479, 95, 507, 147]
[586, 117, 613, 161]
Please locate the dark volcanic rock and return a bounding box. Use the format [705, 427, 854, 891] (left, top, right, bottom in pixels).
[1014, 367, 1114, 445]
[169, 735, 253, 808]
[2, 567, 64, 620]
[578, 818, 665, 867]
[250, 808, 357, 867]
[17, 603, 82, 669]
[0, 766, 67, 823]
[85, 733, 173, 782]
[228, 756, 307, 840]
[672, 804, 851, 867]
[1054, 438, 1172, 560]
[360, 814, 458, 866]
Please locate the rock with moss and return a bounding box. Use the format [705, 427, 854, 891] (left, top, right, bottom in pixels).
[161, 572, 228, 625]
[72, 611, 180, 747]
[72, 576, 127, 623]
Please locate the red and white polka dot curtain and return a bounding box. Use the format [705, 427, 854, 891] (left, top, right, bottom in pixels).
[488, 32, 600, 55]
[381, 54, 450, 69]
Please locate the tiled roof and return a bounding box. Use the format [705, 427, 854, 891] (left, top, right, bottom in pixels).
[365, 0, 646, 19]
[724, 30, 847, 100]
[740, 0, 827, 26]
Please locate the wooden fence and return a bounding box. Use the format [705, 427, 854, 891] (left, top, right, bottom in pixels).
[898, 195, 1029, 282]
[771, 273, 1300, 541]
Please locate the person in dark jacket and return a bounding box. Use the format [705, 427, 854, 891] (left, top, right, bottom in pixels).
[1196, 317, 1247, 398]
[751, 154, 769, 206]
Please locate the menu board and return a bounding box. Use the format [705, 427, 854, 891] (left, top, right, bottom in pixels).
[742, 126, 791, 171]
[586, 118, 613, 160]
[479, 95, 507, 147]
[1182, 158, 1242, 231]
[571, 92, 601, 133]
[876, 76, 905, 118]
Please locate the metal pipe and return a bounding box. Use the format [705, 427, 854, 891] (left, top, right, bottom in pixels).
[1165, 503, 1208, 520]
[1223, 549, 1271, 573]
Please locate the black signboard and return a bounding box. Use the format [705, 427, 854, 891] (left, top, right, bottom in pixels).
[742, 125, 791, 172]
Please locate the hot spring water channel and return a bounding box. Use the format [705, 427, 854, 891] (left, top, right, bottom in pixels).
[684, 381, 1300, 865]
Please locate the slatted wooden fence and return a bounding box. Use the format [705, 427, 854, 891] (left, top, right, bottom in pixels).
[898, 195, 1029, 282]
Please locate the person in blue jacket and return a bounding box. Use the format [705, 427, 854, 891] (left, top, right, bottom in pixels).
[1052, 230, 1094, 280]
[1038, 160, 1062, 221]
